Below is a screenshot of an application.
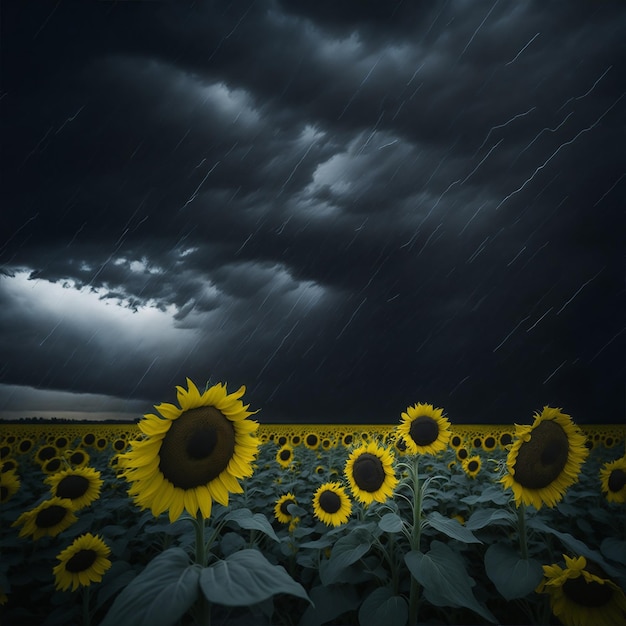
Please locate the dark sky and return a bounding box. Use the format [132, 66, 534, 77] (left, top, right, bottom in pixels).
[1, 1, 624, 425]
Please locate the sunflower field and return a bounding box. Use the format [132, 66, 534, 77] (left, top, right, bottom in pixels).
[1, 379, 625, 626]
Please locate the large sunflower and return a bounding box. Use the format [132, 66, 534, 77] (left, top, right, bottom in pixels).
[537, 554, 626, 626]
[500, 407, 589, 509]
[344, 442, 398, 505]
[312, 482, 352, 527]
[396, 403, 451, 455]
[13, 497, 78, 540]
[119, 378, 260, 522]
[274, 492, 298, 524]
[45, 466, 103, 510]
[53, 533, 112, 592]
[600, 456, 626, 504]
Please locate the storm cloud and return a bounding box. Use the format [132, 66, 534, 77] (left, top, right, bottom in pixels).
[1, 0, 624, 424]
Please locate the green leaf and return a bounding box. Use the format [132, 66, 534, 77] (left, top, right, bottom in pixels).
[465, 507, 515, 531]
[299, 584, 360, 626]
[424, 511, 481, 543]
[199, 549, 310, 606]
[224, 508, 279, 542]
[484, 543, 544, 600]
[378, 513, 404, 533]
[528, 517, 623, 579]
[319, 533, 372, 585]
[100, 548, 200, 626]
[358, 587, 408, 626]
[461, 485, 510, 506]
[601, 538, 626, 566]
[404, 541, 496, 623]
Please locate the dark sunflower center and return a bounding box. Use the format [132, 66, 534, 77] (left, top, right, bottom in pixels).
[467, 460, 479, 472]
[65, 549, 97, 573]
[158, 406, 235, 489]
[70, 452, 85, 465]
[319, 490, 341, 514]
[562, 574, 612, 607]
[56, 475, 90, 499]
[608, 469, 626, 493]
[279, 449, 291, 461]
[113, 439, 126, 451]
[84, 434, 95, 445]
[280, 498, 295, 516]
[36, 505, 68, 528]
[451, 435, 461, 447]
[409, 416, 439, 446]
[512, 420, 569, 489]
[38, 446, 56, 461]
[306, 434, 318, 446]
[352, 453, 385, 492]
[344, 435, 353, 445]
[45, 459, 62, 472]
[484, 436, 496, 449]
[19, 440, 33, 453]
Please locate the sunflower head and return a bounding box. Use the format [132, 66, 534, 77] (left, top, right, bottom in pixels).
[53, 533, 112, 592]
[274, 493, 298, 524]
[462, 455, 482, 479]
[537, 554, 626, 626]
[0, 470, 21, 503]
[396, 403, 451, 455]
[500, 407, 589, 509]
[344, 441, 398, 505]
[13, 497, 78, 540]
[276, 445, 294, 468]
[120, 378, 260, 522]
[45, 466, 103, 510]
[600, 456, 626, 504]
[312, 482, 352, 527]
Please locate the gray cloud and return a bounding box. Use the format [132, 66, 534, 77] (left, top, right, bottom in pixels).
[1, 0, 623, 423]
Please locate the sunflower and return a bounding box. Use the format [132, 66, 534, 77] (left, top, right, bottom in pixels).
[275, 445, 294, 468]
[35, 445, 58, 465]
[65, 449, 90, 468]
[13, 497, 78, 540]
[312, 482, 352, 527]
[46, 467, 103, 510]
[53, 533, 112, 592]
[599, 456, 626, 504]
[1, 458, 18, 473]
[17, 437, 35, 455]
[396, 403, 451, 455]
[0, 470, 21, 503]
[41, 457, 64, 475]
[482, 435, 497, 452]
[462, 455, 482, 479]
[120, 378, 260, 522]
[500, 407, 589, 509]
[274, 493, 298, 524]
[449, 433, 463, 449]
[94, 437, 108, 452]
[537, 554, 626, 626]
[456, 447, 469, 461]
[304, 433, 320, 450]
[341, 433, 355, 448]
[344, 442, 398, 505]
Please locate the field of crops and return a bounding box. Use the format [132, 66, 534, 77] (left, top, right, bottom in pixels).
[1, 384, 625, 626]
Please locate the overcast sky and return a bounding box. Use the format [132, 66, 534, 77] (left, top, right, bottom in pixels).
[1, 1, 624, 425]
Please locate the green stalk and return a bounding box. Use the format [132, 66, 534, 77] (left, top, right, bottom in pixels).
[517, 504, 528, 560]
[192, 511, 211, 625]
[408, 457, 423, 626]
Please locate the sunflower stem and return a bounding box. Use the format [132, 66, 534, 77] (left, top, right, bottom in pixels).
[408, 456, 423, 626]
[517, 504, 528, 560]
[194, 511, 208, 567]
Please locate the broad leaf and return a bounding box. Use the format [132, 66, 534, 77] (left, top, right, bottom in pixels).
[358, 587, 408, 626]
[465, 507, 515, 531]
[405, 541, 496, 623]
[224, 508, 279, 542]
[378, 513, 404, 533]
[319, 533, 372, 585]
[425, 511, 481, 543]
[484, 543, 543, 600]
[199, 549, 310, 606]
[299, 584, 359, 626]
[100, 548, 200, 626]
